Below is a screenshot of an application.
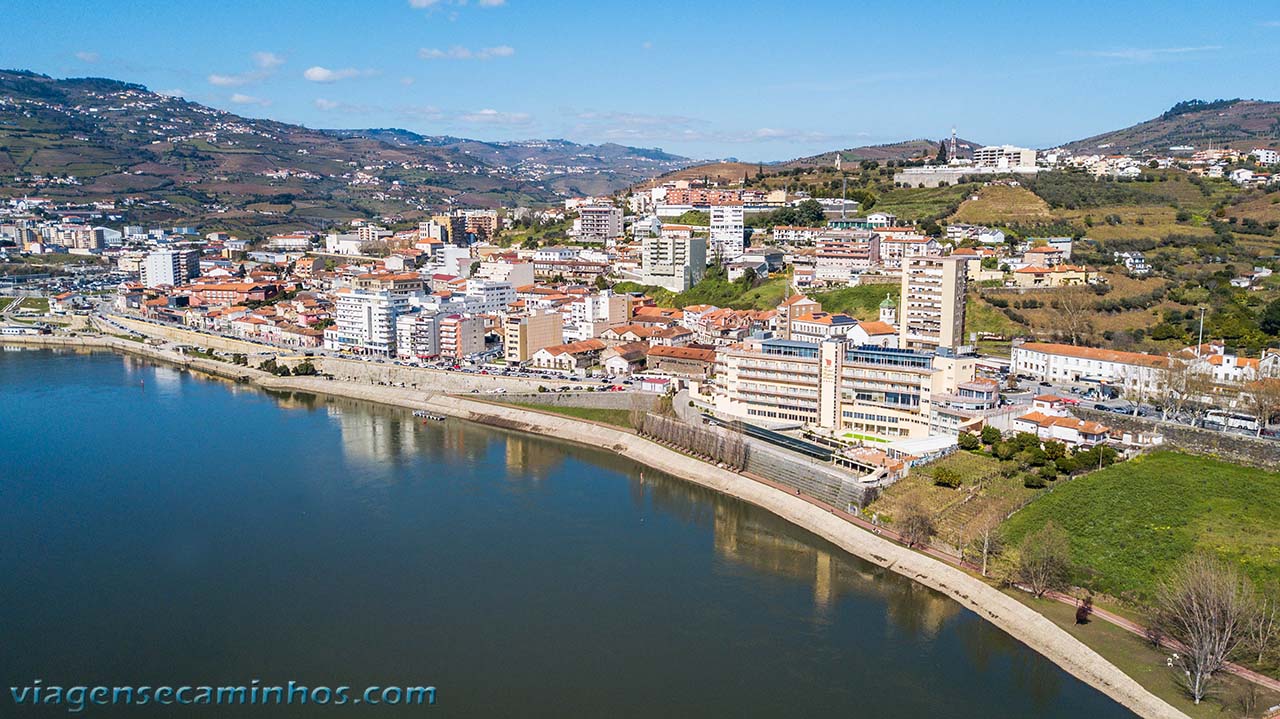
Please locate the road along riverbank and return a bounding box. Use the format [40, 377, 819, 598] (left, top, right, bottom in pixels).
[2, 338, 1189, 719]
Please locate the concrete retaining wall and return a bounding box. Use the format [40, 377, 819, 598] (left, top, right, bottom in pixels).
[1076, 408, 1279, 470]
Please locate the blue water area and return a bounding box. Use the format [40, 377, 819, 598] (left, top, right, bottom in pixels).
[0, 349, 1136, 717]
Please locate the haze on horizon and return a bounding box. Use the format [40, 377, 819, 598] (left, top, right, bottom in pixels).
[2, 0, 1279, 161]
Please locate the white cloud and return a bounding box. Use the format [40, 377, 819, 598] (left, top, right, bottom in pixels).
[157, 88, 186, 97]
[303, 66, 364, 83]
[229, 93, 270, 106]
[314, 98, 342, 111]
[208, 73, 249, 87]
[458, 108, 531, 125]
[1067, 45, 1221, 61]
[207, 51, 284, 87]
[253, 51, 285, 70]
[1260, 20, 1280, 27]
[418, 45, 514, 60]
[75, 51, 100, 63]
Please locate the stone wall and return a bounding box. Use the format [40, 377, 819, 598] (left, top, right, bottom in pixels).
[107, 316, 277, 355]
[494, 392, 661, 411]
[1076, 408, 1279, 470]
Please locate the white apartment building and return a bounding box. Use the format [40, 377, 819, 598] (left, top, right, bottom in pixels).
[462, 279, 516, 315]
[899, 256, 966, 352]
[324, 289, 401, 355]
[396, 311, 440, 360]
[1010, 342, 1167, 393]
[709, 203, 746, 262]
[639, 233, 707, 292]
[140, 249, 200, 288]
[576, 204, 623, 243]
[474, 261, 535, 288]
[972, 145, 1037, 169]
[772, 225, 825, 245]
[1251, 148, 1280, 166]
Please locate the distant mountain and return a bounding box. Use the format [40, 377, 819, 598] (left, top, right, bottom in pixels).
[783, 138, 982, 167]
[1059, 99, 1280, 154]
[0, 70, 692, 234]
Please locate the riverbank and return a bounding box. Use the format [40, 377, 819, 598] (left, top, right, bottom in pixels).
[2, 338, 1188, 719]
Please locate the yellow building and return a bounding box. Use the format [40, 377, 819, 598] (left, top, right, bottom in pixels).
[504, 310, 564, 364]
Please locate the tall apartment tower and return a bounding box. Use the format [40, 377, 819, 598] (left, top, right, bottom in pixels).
[709, 203, 745, 262]
[898, 256, 966, 352]
[639, 233, 707, 292]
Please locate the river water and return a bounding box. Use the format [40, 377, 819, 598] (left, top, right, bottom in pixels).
[0, 349, 1135, 717]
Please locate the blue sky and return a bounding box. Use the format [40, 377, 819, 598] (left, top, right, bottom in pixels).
[3, 0, 1279, 160]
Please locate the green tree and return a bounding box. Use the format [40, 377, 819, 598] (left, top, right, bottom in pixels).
[981, 425, 1001, 445]
[1261, 299, 1280, 336]
[957, 431, 981, 451]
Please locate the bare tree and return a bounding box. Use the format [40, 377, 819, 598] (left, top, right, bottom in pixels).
[1243, 584, 1278, 667]
[1017, 521, 1073, 598]
[897, 503, 936, 548]
[967, 515, 1005, 578]
[1052, 286, 1096, 346]
[1155, 553, 1255, 705]
[1240, 378, 1280, 437]
[1161, 357, 1209, 422]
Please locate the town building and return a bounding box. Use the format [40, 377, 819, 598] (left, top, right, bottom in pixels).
[140, 249, 200, 288]
[709, 203, 745, 261]
[324, 289, 401, 355]
[639, 232, 707, 292]
[504, 310, 564, 364]
[899, 256, 966, 352]
[576, 204, 623, 243]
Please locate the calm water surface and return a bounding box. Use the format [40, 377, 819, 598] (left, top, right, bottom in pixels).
[0, 349, 1136, 717]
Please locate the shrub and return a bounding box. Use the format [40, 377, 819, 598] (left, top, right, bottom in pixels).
[957, 431, 981, 451]
[933, 467, 962, 489]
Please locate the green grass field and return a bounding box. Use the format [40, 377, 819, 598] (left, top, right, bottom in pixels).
[873, 184, 971, 220]
[1002, 451, 1280, 601]
[810, 284, 898, 321]
[616, 272, 789, 311]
